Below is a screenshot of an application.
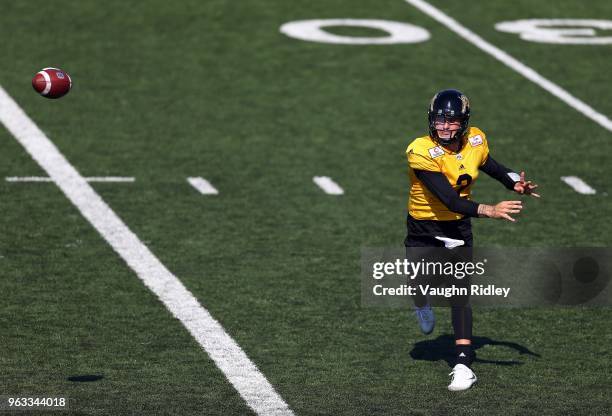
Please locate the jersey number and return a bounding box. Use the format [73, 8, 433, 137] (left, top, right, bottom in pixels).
[456, 174, 472, 195]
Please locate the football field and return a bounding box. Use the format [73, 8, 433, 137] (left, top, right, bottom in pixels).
[1, 0, 611, 415]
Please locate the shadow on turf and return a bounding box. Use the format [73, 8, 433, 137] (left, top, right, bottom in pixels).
[410, 334, 540, 367]
[67, 375, 104, 382]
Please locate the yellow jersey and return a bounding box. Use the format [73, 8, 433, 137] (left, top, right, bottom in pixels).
[406, 127, 489, 221]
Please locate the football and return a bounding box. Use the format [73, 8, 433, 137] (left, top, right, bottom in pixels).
[32, 67, 72, 99]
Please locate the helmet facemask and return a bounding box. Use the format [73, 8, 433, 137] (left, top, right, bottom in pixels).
[428, 113, 469, 146]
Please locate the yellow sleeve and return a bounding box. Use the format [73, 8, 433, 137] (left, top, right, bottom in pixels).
[406, 146, 441, 172]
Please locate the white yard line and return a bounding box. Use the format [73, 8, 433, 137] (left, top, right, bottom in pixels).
[404, 0, 612, 132]
[313, 176, 344, 195]
[187, 177, 219, 195]
[84, 176, 135, 182]
[5, 176, 53, 182]
[0, 86, 294, 416]
[6, 176, 135, 182]
[561, 176, 597, 195]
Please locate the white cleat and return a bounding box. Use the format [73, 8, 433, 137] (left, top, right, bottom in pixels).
[447, 364, 477, 391]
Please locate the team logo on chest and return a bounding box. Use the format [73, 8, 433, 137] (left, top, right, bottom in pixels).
[428, 146, 445, 158]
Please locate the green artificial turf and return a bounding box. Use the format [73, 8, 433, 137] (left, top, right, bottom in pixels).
[0, 0, 610, 414]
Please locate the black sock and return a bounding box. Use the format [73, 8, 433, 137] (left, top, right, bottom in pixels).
[451, 306, 472, 340]
[455, 344, 474, 367]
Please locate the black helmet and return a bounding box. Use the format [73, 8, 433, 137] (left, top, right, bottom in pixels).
[428, 89, 470, 146]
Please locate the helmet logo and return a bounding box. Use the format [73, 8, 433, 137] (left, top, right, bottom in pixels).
[429, 93, 439, 112]
[460, 94, 470, 114]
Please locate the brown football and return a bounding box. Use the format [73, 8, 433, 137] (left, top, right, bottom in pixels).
[32, 67, 72, 99]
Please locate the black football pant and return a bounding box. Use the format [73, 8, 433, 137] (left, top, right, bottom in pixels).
[405, 215, 473, 342]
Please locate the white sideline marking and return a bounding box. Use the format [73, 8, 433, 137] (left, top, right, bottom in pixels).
[561, 176, 597, 195]
[405, 0, 612, 132]
[187, 177, 219, 195]
[0, 86, 294, 416]
[6, 176, 135, 183]
[313, 176, 344, 195]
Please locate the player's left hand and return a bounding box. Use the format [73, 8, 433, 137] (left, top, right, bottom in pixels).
[514, 171, 540, 197]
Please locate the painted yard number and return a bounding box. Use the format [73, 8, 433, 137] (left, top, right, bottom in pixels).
[280, 19, 430, 45]
[495, 19, 612, 45]
[280, 18, 612, 45]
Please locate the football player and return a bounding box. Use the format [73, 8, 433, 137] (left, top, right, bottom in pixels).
[405, 89, 539, 391]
